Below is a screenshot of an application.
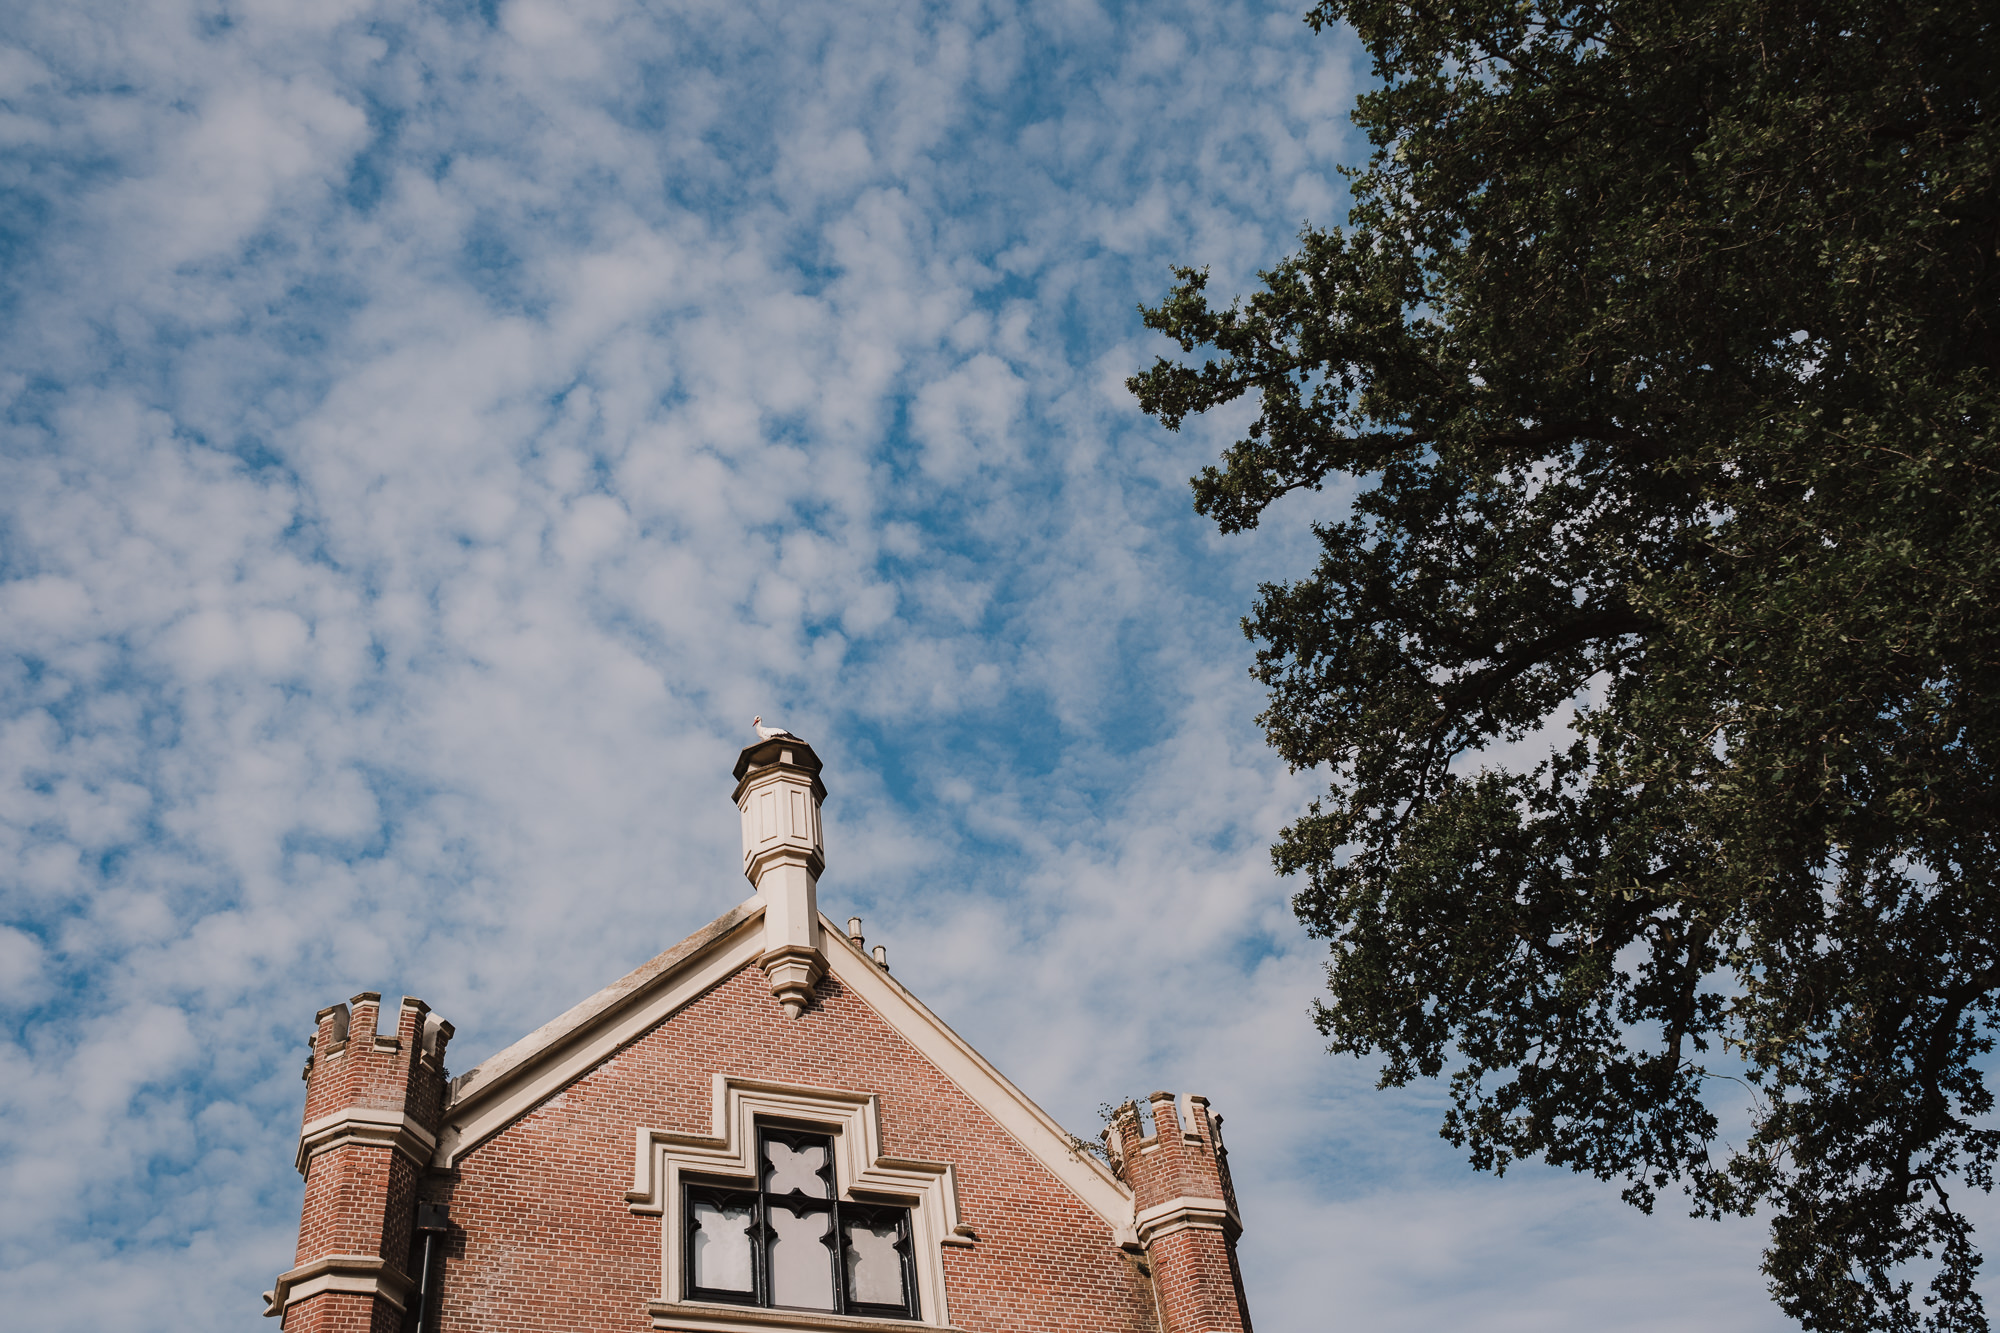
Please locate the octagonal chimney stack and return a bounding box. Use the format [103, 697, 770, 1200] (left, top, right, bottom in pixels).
[732, 729, 827, 1018]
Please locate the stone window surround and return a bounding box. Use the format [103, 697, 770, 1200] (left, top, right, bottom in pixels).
[628, 1074, 974, 1333]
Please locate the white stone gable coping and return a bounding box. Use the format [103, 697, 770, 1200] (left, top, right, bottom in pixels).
[436, 904, 764, 1167]
[815, 914, 1133, 1230]
[431, 896, 1134, 1236]
[448, 902, 759, 1106]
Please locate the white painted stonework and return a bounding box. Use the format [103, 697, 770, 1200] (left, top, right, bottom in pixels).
[733, 737, 830, 1017]
[628, 1074, 973, 1329]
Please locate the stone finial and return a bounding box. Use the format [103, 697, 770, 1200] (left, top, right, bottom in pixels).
[732, 732, 829, 1018]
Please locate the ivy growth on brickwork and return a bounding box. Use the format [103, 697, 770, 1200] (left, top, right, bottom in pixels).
[1131, 2, 1999, 1329]
[1066, 1100, 1150, 1167]
[1065, 1132, 1112, 1166]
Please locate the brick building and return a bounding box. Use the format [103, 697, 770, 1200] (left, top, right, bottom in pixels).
[265, 731, 1253, 1333]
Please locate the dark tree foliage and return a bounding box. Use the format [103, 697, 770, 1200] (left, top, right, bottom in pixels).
[1129, 2, 1999, 1327]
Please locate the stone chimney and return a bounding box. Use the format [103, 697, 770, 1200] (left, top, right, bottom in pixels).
[1107, 1092, 1253, 1333]
[265, 992, 454, 1329]
[732, 731, 828, 1018]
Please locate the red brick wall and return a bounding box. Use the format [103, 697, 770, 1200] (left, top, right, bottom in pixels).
[1147, 1229, 1249, 1333]
[295, 1142, 405, 1265]
[425, 963, 1159, 1333]
[275, 1290, 401, 1333]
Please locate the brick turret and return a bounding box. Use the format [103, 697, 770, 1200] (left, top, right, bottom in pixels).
[1107, 1091, 1253, 1333]
[264, 992, 454, 1331]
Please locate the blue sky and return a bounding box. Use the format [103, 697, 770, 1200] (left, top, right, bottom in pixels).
[0, 1, 1795, 1328]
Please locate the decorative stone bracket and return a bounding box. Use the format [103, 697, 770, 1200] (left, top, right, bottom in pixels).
[1134, 1194, 1236, 1246]
[293, 1106, 439, 1176]
[263, 1254, 413, 1319]
[758, 944, 827, 1020]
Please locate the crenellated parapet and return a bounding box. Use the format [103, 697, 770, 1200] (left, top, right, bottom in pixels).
[265, 992, 454, 1331]
[1105, 1091, 1253, 1333]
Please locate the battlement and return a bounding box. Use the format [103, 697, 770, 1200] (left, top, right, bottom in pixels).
[1104, 1091, 1252, 1333]
[1105, 1092, 1241, 1236]
[302, 992, 454, 1130]
[268, 992, 456, 1329]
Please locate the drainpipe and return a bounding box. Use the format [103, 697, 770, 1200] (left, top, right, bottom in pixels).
[409, 1201, 450, 1333]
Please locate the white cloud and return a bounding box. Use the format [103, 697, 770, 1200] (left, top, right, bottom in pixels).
[0, 926, 45, 1004]
[910, 353, 1027, 480]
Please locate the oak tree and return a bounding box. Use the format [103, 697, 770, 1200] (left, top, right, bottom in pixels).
[1131, 2, 1999, 1328]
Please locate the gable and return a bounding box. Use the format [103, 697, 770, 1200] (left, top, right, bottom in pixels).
[268, 730, 1249, 1333]
[434, 896, 1132, 1232]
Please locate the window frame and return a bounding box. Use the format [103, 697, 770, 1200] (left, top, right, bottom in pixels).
[681, 1124, 921, 1322]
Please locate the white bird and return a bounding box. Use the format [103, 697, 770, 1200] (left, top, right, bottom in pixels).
[752, 716, 796, 741]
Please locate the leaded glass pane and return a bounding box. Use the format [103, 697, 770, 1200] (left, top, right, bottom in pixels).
[690, 1198, 754, 1293]
[843, 1215, 907, 1307]
[767, 1202, 835, 1309]
[764, 1138, 829, 1197]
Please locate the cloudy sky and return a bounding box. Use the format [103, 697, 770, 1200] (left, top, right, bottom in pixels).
[0, 1, 1797, 1328]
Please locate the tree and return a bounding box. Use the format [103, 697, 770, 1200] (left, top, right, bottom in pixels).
[1129, 2, 1999, 1327]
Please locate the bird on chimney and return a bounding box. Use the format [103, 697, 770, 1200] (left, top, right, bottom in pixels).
[752, 716, 796, 741]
